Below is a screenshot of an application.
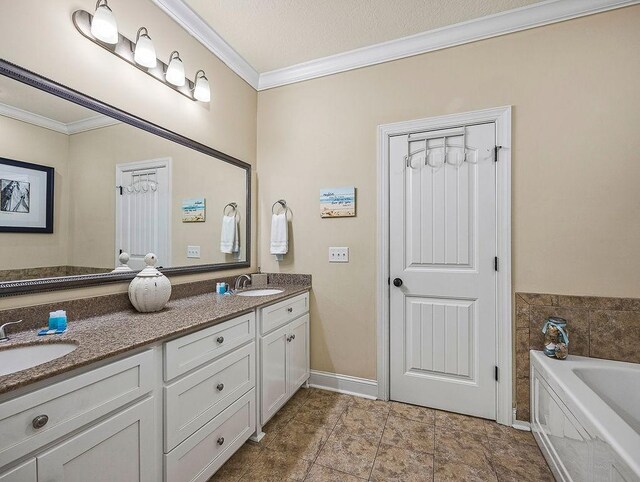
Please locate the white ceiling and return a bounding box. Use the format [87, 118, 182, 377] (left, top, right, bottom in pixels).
[183, 0, 543, 72]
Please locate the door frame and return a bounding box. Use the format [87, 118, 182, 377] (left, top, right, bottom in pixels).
[377, 106, 512, 426]
[115, 157, 173, 269]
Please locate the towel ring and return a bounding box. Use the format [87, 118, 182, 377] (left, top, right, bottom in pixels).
[272, 199, 287, 214]
[223, 202, 238, 215]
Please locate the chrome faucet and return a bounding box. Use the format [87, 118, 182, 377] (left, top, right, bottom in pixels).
[234, 274, 251, 291]
[0, 320, 23, 342]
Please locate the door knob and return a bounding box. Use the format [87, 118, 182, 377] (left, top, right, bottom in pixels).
[393, 278, 403, 287]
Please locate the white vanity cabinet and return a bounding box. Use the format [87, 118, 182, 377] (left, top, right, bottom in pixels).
[258, 292, 310, 427]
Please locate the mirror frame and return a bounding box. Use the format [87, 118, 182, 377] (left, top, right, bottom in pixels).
[0, 59, 251, 297]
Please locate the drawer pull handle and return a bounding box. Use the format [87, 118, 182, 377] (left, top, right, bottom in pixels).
[32, 415, 49, 429]
[217, 436, 225, 446]
[287, 307, 293, 313]
[217, 383, 224, 391]
[216, 336, 224, 344]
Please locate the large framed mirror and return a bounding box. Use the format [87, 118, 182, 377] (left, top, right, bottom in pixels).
[0, 60, 251, 296]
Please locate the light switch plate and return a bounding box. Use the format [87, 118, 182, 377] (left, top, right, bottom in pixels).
[187, 246, 201, 258]
[329, 247, 349, 263]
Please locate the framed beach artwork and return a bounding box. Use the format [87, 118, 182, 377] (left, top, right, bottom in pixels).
[320, 187, 356, 218]
[0, 158, 54, 233]
[182, 197, 206, 222]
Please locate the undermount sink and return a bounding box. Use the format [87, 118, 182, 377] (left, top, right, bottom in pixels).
[0, 342, 78, 376]
[236, 288, 284, 297]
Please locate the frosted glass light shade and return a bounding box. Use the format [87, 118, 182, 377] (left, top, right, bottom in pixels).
[194, 72, 210, 102]
[134, 29, 157, 69]
[166, 52, 185, 87]
[90, 1, 118, 45]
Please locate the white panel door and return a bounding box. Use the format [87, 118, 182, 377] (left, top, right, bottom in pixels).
[37, 397, 156, 482]
[260, 323, 289, 423]
[116, 159, 171, 270]
[288, 314, 310, 393]
[389, 123, 497, 419]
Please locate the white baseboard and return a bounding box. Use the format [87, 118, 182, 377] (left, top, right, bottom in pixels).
[308, 370, 378, 399]
[511, 408, 531, 431]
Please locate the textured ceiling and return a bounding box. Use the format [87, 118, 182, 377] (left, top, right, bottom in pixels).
[183, 0, 543, 72]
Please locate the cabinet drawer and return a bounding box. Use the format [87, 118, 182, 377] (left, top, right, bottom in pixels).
[164, 342, 255, 451]
[164, 389, 255, 482]
[164, 312, 255, 381]
[260, 292, 309, 335]
[0, 350, 153, 469]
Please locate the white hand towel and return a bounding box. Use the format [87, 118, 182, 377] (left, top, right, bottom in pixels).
[270, 213, 288, 255]
[220, 214, 239, 254]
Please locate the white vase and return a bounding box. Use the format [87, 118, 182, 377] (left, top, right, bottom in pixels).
[128, 253, 172, 313]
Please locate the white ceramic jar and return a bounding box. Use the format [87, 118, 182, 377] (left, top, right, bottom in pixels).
[128, 253, 172, 312]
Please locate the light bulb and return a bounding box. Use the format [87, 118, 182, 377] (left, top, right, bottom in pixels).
[166, 51, 185, 87]
[134, 27, 157, 69]
[90, 0, 118, 45]
[193, 70, 211, 102]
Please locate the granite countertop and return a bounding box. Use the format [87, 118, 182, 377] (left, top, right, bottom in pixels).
[0, 283, 310, 396]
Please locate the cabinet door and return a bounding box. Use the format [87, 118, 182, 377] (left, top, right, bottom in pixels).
[0, 460, 36, 482]
[261, 324, 289, 423]
[37, 398, 156, 482]
[288, 314, 310, 393]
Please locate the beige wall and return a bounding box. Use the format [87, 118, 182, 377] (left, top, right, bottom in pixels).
[257, 6, 640, 379]
[0, 0, 257, 309]
[68, 123, 247, 268]
[0, 116, 71, 270]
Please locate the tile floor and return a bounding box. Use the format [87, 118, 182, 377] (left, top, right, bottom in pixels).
[209, 388, 554, 482]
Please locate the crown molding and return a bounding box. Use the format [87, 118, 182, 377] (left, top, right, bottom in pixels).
[0, 102, 118, 135]
[150, 0, 260, 89]
[257, 0, 639, 90]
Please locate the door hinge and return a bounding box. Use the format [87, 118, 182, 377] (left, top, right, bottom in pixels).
[494, 145, 502, 162]
[119, 249, 123, 255]
[117, 186, 123, 195]
[495, 366, 499, 381]
[388, 277, 390, 285]
[494, 257, 499, 272]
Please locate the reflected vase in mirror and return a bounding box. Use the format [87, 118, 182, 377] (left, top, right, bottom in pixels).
[128, 253, 171, 313]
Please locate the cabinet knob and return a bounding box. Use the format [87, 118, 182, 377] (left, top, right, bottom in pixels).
[216, 336, 224, 344]
[217, 383, 224, 391]
[287, 307, 293, 313]
[217, 436, 225, 446]
[286, 336, 292, 342]
[393, 278, 403, 287]
[291, 334, 296, 341]
[32, 414, 49, 429]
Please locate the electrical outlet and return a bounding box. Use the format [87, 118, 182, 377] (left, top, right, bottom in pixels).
[187, 246, 201, 258]
[329, 247, 349, 263]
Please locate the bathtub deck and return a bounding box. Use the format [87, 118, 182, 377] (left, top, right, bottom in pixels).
[208, 387, 554, 481]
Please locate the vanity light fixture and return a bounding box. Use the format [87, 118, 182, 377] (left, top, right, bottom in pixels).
[165, 51, 185, 87]
[193, 70, 211, 103]
[90, 0, 118, 45]
[133, 27, 157, 69]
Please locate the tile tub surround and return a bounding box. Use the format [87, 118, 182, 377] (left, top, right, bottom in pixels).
[515, 292, 640, 421]
[209, 387, 553, 482]
[0, 279, 311, 396]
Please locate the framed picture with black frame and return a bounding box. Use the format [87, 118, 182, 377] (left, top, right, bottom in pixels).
[0, 157, 54, 233]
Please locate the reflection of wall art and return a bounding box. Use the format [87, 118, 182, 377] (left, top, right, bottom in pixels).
[320, 186, 356, 218]
[182, 197, 206, 222]
[0, 158, 54, 233]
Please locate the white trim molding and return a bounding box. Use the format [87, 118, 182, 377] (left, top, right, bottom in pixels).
[150, 0, 260, 89]
[0, 102, 119, 135]
[308, 370, 378, 399]
[259, 0, 638, 89]
[377, 106, 513, 426]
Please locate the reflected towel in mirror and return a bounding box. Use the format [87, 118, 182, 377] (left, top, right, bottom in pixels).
[220, 214, 239, 254]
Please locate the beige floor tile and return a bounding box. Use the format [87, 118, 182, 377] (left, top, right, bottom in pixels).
[293, 402, 346, 429]
[267, 420, 332, 461]
[241, 449, 312, 482]
[304, 464, 367, 481]
[434, 459, 498, 482]
[348, 397, 392, 415]
[370, 443, 434, 482]
[390, 401, 435, 424]
[315, 431, 379, 478]
[488, 437, 554, 482]
[435, 428, 493, 472]
[333, 406, 387, 442]
[381, 415, 435, 454]
[208, 442, 262, 481]
[435, 411, 489, 436]
[484, 422, 537, 446]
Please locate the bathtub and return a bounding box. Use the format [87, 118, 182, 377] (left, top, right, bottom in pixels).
[530, 351, 640, 482]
